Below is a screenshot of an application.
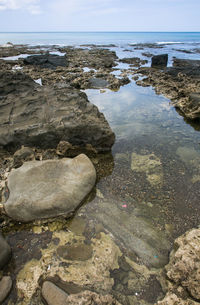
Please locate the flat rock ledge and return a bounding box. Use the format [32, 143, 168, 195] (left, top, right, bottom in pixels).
[0, 233, 11, 269]
[4, 154, 96, 222]
[156, 228, 200, 305]
[42, 281, 121, 305]
[0, 71, 115, 152]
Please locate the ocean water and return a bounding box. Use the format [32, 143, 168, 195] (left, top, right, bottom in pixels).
[0, 31, 200, 46]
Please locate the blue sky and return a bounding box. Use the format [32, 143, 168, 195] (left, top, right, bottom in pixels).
[0, 0, 200, 32]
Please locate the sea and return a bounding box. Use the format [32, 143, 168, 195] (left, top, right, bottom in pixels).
[0, 31, 200, 46]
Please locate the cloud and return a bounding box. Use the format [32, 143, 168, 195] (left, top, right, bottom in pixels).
[0, 0, 41, 14]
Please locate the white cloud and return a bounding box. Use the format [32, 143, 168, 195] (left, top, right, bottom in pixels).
[0, 0, 41, 14]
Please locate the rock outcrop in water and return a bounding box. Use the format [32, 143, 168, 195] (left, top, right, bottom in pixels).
[135, 58, 200, 120]
[151, 54, 168, 68]
[4, 154, 96, 222]
[0, 71, 115, 151]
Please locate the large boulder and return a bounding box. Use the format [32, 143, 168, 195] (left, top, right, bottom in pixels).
[0, 233, 11, 269]
[4, 154, 96, 222]
[151, 54, 168, 68]
[24, 53, 67, 69]
[0, 71, 115, 152]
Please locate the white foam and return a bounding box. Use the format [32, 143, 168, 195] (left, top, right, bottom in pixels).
[34, 78, 42, 86]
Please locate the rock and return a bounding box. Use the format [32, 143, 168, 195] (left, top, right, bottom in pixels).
[0, 71, 115, 152]
[24, 53, 68, 70]
[13, 146, 35, 167]
[151, 54, 168, 68]
[87, 198, 170, 268]
[0, 276, 12, 303]
[56, 141, 73, 156]
[88, 77, 108, 89]
[156, 293, 199, 305]
[119, 57, 147, 66]
[131, 152, 163, 187]
[42, 281, 68, 305]
[0, 70, 36, 95]
[4, 154, 96, 222]
[0, 233, 11, 269]
[42, 281, 121, 305]
[165, 228, 200, 301]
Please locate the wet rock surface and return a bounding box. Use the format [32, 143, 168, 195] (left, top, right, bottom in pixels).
[4, 154, 96, 222]
[0, 233, 11, 269]
[0, 71, 115, 152]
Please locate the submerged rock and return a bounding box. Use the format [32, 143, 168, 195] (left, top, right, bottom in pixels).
[0, 71, 115, 152]
[131, 152, 163, 187]
[4, 154, 96, 222]
[0, 233, 11, 269]
[42, 281, 121, 305]
[0, 276, 12, 303]
[24, 53, 67, 69]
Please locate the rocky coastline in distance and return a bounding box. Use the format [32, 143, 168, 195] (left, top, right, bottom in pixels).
[0, 42, 200, 305]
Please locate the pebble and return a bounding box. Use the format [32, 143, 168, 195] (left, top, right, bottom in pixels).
[0, 276, 12, 303]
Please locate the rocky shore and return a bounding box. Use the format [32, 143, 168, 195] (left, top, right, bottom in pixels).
[0, 42, 200, 305]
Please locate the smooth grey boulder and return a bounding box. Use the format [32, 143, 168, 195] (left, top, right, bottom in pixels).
[4, 154, 96, 222]
[0, 276, 12, 303]
[151, 54, 168, 68]
[0, 71, 115, 152]
[0, 233, 11, 269]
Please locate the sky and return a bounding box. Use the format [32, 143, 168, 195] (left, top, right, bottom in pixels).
[0, 0, 200, 32]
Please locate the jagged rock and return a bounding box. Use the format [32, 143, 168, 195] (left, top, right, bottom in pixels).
[0, 71, 115, 152]
[24, 53, 67, 69]
[42, 281, 121, 305]
[166, 228, 200, 301]
[4, 154, 96, 222]
[0, 276, 12, 303]
[156, 293, 199, 305]
[0, 233, 11, 269]
[151, 54, 168, 68]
